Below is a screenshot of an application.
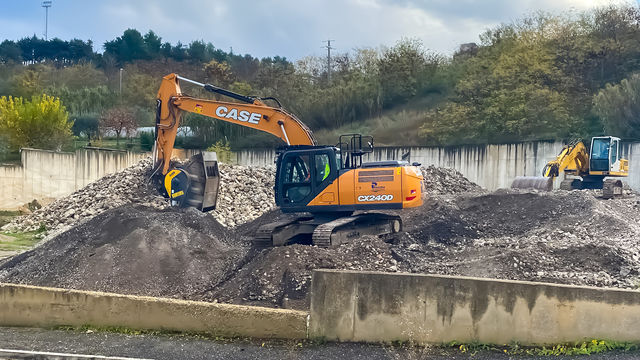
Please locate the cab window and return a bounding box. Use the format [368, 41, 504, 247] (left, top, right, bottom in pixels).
[315, 154, 331, 185]
[282, 154, 311, 203]
[591, 138, 610, 160]
[611, 140, 618, 163]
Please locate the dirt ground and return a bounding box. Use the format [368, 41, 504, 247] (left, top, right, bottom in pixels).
[1, 166, 639, 311]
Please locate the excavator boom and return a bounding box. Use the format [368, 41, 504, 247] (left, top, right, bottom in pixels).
[154, 73, 315, 176]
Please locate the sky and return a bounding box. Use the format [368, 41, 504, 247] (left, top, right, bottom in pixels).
[0, 0, 632, 60]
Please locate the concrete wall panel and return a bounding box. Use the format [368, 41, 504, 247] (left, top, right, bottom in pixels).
[310, 270, 640, 345]
[2, 140, 639, 209]
[0, 283, 308, 339]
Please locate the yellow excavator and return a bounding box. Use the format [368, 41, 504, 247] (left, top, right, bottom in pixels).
[511, 136, 629, 198]
[151, 74, 424, 247]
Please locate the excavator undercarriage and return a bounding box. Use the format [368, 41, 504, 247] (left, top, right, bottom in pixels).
[252, 212, 402, 248]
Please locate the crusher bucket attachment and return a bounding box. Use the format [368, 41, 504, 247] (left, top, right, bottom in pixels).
[165, 152, 220, 212]
[510, 176, 554, 191]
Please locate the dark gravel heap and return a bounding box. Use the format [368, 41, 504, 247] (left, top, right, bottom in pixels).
[0, 205, 247, 299]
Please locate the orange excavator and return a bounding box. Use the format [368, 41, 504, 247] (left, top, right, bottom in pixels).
[151, 73, 424, 247]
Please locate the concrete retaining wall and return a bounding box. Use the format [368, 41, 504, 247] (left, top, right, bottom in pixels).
[235, 141, 640, 192]
[0, 148, 148, 209]
[0, 283, 308, 339]
[3, 140, 639, 209]
[310, 270, 640, 345]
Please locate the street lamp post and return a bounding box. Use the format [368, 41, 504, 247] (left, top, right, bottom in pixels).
[42, 1, 52, 40]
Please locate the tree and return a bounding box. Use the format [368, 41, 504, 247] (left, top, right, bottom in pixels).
[143, 31, 162, 58]
[593, 73, 640, 139]
[99, 107, 137, 145]
[104, 29, 148, 63]
[0, 95, 73, 151]
[203, 60, 234, 87]
[188, 40, 208, 62]
[0, 40, 21, 63]
[378, 38, 429, 105]
[71, 115, 99, 142]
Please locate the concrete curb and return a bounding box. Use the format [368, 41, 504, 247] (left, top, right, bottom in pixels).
[310, 269, 640, 345]
[0, 283, 308, 340]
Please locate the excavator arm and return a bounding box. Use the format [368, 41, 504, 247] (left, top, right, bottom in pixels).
[541, 140, 589, 178]
[511, 139, 591, 191]
[152, 73, 315, 211]
[154, 73, 315, 175]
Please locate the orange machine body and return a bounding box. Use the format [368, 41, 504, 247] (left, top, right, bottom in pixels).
[306, 166, 423, 209]
[154, 74, 423, 214]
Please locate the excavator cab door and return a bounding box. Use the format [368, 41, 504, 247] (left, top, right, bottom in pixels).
[609, 138, 621, 172]
[276, 148, 338, 212]
[590, 137, 613, 172]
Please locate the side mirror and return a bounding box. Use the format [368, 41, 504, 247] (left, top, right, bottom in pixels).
[412, 162, 421, 167]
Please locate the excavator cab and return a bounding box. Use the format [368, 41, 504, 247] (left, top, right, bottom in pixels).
[275, 146, 340, 211]
[590, 136, 622, 173]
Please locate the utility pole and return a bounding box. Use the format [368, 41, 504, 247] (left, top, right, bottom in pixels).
[119, 68, 123, 99]
[42, 1, 52, 40]
[323, 39, 334, 84]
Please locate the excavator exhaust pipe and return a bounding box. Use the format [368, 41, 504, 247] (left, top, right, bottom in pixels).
[510, 176, 553, 191]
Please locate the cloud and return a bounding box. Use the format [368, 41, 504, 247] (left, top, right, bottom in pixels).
[0, 0, 633, 59]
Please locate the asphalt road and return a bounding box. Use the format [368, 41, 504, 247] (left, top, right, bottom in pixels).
[1, 327, 639, 360]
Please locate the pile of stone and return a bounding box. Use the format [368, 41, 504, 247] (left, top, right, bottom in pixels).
[211, 164, 275, 227]
[2, 159, 276, 236]
[2, 158, 167, 237]
[420, 165, 482, 195]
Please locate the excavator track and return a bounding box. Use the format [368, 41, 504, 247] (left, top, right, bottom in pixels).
[253, 213, 403, 249]
[602, 179, 623, 199]
[252, 215, 314, 248]
[311, 217, 358, 248]
[312, 213, 402, 248]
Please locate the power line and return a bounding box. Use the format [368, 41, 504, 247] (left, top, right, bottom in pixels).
[322, 39, 334, 84]
[42, 1, 52, 40]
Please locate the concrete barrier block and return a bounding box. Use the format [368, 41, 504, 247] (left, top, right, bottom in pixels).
[310, 270, 640, 345]
[0, 283, 308, 340]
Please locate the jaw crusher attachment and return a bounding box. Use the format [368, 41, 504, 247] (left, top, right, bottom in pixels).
[163, 151, 220, 212]
[510, 176, 554, 191]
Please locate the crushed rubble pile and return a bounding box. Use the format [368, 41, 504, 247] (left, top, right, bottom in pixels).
[395, 189, 640, 289]
[2, 159, 276, 236]
[211, 164, 275, 227]
[2, 158, 167, 237]
[420, 165, 482, 195]
[0, 205, 247, 298]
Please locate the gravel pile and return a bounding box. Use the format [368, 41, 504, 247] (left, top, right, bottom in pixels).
[202, 236, 397, 309]
[421, 165, 482, 195]
[396, 189, 640, 289]
[0, 205, 247, 299]
[2, 158, 167, 237]
[211, 164, 275, 227]
[2, 159, 276, 235]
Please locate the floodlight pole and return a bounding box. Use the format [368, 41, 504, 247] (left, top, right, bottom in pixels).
[42, 1, 52, 40]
